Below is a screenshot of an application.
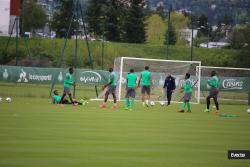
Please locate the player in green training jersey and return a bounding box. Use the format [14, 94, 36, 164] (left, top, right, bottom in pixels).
[138, 66, 153, 107]
[125, 69, 138, 111]
[60, 67, 76, 105]
[179, 73, 192, 113]
[204, 71, 220, 113]
[53, 90, 82, 105]
[52, 90, 61, 104]
[100, 68, 118, 109]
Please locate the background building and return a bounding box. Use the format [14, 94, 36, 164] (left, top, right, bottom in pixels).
[0, 0, 11, 36]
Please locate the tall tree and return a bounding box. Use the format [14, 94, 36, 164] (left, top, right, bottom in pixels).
[21, 0, 47, 34]
[51, 0, 76, 38]
[104, 0, 126, 41]
[234, 26, 250, 67]
[146, 14, 167, 45]
[86, 0, 106, 37]
[123, 0, 147, 43]
[156, 4, 165, 19]
[164, 24, 177, 45]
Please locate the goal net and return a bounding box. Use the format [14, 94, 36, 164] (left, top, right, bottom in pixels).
[198, 66, 250, 104]
[113, 57, 201, 104]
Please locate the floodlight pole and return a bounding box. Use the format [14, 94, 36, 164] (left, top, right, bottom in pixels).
[166, 5, 172, 60]
[79, 3, 93, 69]
[15, 17, 19, 66]
[4, 17, 19, 66]
[190, 17, 194, 61]
[73, 0, 79, 98]
[101, 35, 105, 70]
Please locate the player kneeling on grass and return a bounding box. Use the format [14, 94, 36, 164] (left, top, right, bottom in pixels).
[138, 66, 153, 107]
[100, 68, 118, 109]
[60, 67, 77, 105]
[125, 69, 137, 111]
[52, 90, 82, 105]
[179, 73, 192, 113]
[204, 70, 220, 114]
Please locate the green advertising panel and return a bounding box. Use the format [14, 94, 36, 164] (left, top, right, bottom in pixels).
[0, 65, 109, 85]
[0, 65, 250, 91]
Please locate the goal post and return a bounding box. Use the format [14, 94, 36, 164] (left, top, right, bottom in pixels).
[198, 66, 250, 104]
[114, 57, 202, 104]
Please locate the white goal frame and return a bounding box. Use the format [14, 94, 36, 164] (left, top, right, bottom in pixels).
[117, 57, 202, 104]
[198, 65, 250, 103]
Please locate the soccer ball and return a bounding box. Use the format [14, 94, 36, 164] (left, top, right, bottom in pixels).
[150, 101, 155, 106]
[247, 109, 250, 114]
[6, 97, 12, 103]
[0, 97, 2, 102]
[159, 101, 165, 106]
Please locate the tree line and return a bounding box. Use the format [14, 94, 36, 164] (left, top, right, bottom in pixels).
[51, 0, 147, 43]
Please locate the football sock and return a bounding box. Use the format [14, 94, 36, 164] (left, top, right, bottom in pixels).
[130, 98, 135, 109]
[182, 102, 186, 110]
[126, 98, 130, 108]
[187, 102, 191, 112]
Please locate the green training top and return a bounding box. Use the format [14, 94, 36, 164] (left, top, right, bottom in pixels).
[53, 95, 61, 103]
[127, 72, 137, 88]
[140, 70, 151, 86]
[109, 72, 117, 86]
[183, 79, 192, 93]
[64, 73, 73, 88]
[207, 76, 219, 89]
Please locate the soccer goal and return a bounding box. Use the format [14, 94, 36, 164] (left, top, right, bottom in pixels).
[198, 66, 250, 104]
[114, 57, 202, 104]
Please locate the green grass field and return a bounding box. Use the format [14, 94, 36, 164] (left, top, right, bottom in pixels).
[0, 96, 250, 167]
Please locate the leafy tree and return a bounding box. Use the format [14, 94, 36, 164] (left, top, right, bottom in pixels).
[51, 0, 76, 38]
[218, 13, 234, 25]
[196, 14, 209, 37]
[104, 0, 125, 41]
[164, 24, 177, 45]
[86, 0, 106, 37]
[123, 0, 147, 43]
[156, 4, 165, 19]
[21, 0, 47, 34]
[229, 26, 248, 49]
[146, 14, 167, 45]
[170, 11, 189, 46]
[234, 26, 250, 67]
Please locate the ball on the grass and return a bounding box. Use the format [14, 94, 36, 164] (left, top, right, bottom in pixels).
[150, 101, 155, 106]
[0, 97, 2, 102]
[159, 101, 165, 106]
[247, 109, 250, 114]
[6, 97, 12, 103]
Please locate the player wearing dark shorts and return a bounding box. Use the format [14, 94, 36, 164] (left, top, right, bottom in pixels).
[53, 90, 82, 105]
[138, 66, 153, 107]
[163, 74, 176, 105]
[179, 73, 192, 113]
[60, 67, 75, 105]
[100, 68, 118, 109]
[204, 71, 220, 113]
[125, 69, 137, 111]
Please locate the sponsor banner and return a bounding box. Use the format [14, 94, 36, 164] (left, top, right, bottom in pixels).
[76, 69, 109, 85]
[202, 77, 250, 91]
[0, 65, 109, 85]
[0, 65, 250, 91]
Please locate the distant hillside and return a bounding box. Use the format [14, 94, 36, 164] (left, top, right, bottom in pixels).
[149, 0, 250, 25]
